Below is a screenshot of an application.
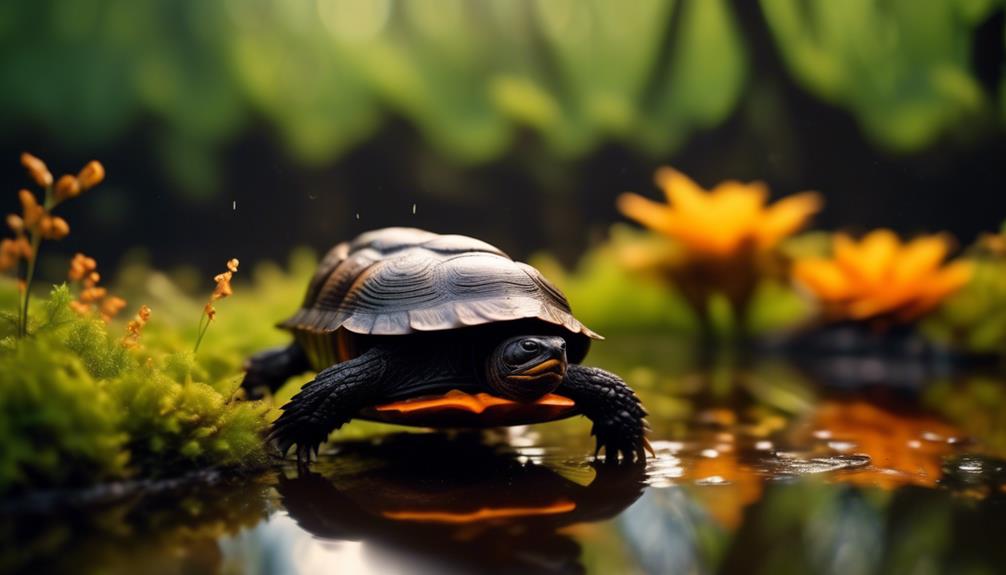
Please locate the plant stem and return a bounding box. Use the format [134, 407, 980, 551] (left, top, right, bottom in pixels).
[18, 187, 56, 339]
[193, 311, 210, 353]
[18, 231, 41, 338]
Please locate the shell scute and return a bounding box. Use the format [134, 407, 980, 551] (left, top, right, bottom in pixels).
[279, 228, 598, 342]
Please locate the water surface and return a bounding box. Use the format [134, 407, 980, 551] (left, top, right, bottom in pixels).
[4, 338, 1006, 574]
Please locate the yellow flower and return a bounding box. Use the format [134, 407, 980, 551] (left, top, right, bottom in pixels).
[793, 229, 973, 322]
[617, 167, 822, 259]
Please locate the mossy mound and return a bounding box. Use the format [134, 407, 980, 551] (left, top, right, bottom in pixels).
[0, 283, 270, 494]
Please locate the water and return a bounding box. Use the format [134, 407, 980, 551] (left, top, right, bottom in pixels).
[4, 338, 1006, 575]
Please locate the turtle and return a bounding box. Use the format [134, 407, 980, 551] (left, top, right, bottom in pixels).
[241, 227, 649, 465]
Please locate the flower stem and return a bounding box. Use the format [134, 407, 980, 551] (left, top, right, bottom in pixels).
[18, 232, 41, 339]
[193, 311, 211, 353]
[18, 187, 56, 339]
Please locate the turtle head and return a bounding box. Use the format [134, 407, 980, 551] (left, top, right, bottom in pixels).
[486, 335, 567, 402]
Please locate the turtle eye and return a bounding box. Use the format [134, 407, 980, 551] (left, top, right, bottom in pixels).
[520, 340, 540, 353]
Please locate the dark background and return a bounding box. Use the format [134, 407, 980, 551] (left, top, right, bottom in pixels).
[1, 0, 1003, 273]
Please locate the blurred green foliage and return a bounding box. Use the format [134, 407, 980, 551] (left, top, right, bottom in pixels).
[2, 0, 999, 198]
[761, 0, 1002, 150]
[923, 244, 1006, 353]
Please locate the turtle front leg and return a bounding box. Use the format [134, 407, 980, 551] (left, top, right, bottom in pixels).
[241, 343, 311, 399]
[559, 365, 650, 465]
[268, 346, 391, 466]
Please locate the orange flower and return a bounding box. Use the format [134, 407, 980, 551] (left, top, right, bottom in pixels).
[54, 174, 81, 201]
[18, 189, 44, 228]
[6, 214, 24, 234]
[792, 230, 973, 322]
[211, 259, 239, 301]
[100, 296, 128, 322]
[122, 305, 151, 348]
[68, 253, 98, 281]
[0, 239, 19, 271]
[617, 167, 822, 259]
[20, 152, 52, 188]
[77, 161, 105, 191]
[38, 215, 70, 240]
[194, 258, 238, 353]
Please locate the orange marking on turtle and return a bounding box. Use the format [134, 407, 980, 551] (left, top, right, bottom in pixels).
[381, 500, 576, 523]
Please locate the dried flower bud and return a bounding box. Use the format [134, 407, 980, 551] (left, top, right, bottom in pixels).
[6, 214, 24, 234]
[100, 296, 128, 322]
[77, 161, 105, 191]
[227, 258, 239, 273]
[54, 175, 81, 201]
[39, 216, 70, 240]
[18, 189, 44, 227]
[80, 286, 107, 303]
[87, 271, 100, 286]
[204, 303, 216, 321]
[21, 152, 52, 188]
[13, 237, 31, 259]
[123, 305, 151, 348]
[70, 300, 92, 316]
[0, 240, 16, 271]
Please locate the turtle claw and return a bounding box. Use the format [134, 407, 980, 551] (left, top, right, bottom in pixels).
[592, 426, 648, 466]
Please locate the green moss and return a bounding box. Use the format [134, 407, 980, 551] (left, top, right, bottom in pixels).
[0, 277, 274, 494]
[0, 336, 127, 490]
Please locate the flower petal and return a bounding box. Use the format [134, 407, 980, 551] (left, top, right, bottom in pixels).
[654, 167, 709, 214]
[756, 192, 822, 249]
[891, 235, 949, 284]
[898, 260, 973, 321]
[793, 259, 852, 301]
[837, 229, 899, 288]
[616, 192, 681, 236]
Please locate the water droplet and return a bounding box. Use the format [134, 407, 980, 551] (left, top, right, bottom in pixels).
[813, 430, 833, 440]
[828, 441, 857, 452]
[700, 449, 719, 459]
[755, 440, 774, 451]
[695, 475, 730, 486]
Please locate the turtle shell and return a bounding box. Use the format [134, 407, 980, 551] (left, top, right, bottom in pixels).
[279, 228, 600, 364]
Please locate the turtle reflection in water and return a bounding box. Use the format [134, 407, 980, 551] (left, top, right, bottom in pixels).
[243, 228, 649, 464]
[278, 434, 646, 574]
